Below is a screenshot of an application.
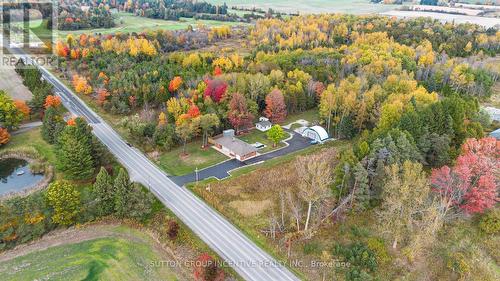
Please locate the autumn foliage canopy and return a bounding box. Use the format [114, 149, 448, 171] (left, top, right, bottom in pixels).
[193, 253, 224, 281]
[264, 89, 287, 123]
[204, 79, 227, 103]
[431, 137, 499, 214]
[169, 76, 183, 93]
[44, 95, 62, 109]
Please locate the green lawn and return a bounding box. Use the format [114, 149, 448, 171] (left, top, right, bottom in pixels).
[0, 226, 179, 281]
[1, 128, 56, 164]
[237, 129, 286, 153]
[58, 12, 245, 38]
[281, 109, 320, 126]
[159, 140, 228, 176]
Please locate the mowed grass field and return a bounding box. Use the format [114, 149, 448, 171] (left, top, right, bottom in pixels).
[207, 0, 399, 14]
[58, 12, 245, 38]
[0, 226, 179, 281]
[15, 12, 245, 42]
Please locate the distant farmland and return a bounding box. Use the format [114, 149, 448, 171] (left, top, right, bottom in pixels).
[206, 0, 397, 14]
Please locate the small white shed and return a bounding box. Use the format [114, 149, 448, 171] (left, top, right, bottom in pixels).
[256, 117, 272, 132]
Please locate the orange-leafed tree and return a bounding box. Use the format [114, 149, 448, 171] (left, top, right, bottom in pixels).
[14, 100, 30, 118]
[72, 75, 93, 95]
[264, 89, 287, 123]
[0, 128, 10, 146]
[70, 49, 80, 59]
[187, 104, 201, 118]
[44, 95, 62, 109]
[55, 41, 69, 57]
[168, 76, 183, 93]
[96, 89, 110, 106]
[79, 34, 88, 46]
[66, 117, 76, 126]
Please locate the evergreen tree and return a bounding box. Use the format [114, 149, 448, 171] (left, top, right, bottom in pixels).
[41, 106, 64, 144]
[127, 183, 153, 220]
[55, 119, 95, 180]
[93, 167, 115, 216]
[114, 168, 131, 217]
[352, 163, 370, 211]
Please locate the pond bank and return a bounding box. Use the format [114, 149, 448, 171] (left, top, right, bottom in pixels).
[0, 152, 53, 201]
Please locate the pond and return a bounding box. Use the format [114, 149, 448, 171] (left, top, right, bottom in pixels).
[0, 158, 44, 196]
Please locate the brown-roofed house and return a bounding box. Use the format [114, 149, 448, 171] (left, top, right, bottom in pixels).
[209, 130, 258, 161]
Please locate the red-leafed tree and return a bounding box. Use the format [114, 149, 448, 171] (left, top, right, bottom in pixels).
[213, 66, 223, 76]
[228, 93, 254, 134]
[264, 89, 287, 123]
[431, 137, 499, 215]
[204, 79, 227, 103]
[193, 253, 224, 281]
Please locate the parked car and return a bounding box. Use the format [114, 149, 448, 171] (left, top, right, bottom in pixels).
[310, 140, 319, 145]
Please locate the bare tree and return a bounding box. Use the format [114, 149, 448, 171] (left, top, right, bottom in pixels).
[295, 151, 334, 231]
[286, 189, 302, 232]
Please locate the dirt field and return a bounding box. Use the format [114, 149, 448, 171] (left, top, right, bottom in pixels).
[0, 67, 32, 101]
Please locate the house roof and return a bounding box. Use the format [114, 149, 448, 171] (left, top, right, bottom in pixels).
[213, 135, 258, 156]
[304, 126, 329, 141]
[256, 120, 272, 127]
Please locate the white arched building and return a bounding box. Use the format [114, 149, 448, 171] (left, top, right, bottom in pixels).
[302, 126, 329, 142]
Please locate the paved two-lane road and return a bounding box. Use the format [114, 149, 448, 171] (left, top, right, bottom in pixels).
[8, 50, 300, 281]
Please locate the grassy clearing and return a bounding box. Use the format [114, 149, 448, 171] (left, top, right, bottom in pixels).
[57, 12, 245, 38]
[158, 139, 228, 176]
[281, 109, 320, 126]
[0, 225, 179, 281]
[2, 128, 56, 164]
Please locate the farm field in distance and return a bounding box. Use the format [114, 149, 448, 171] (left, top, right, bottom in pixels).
[206, 0, 399, 14]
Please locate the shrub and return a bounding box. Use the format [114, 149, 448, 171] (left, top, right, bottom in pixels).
[167, 220, 179, 240]
[333, 242, 378, 280]
[447, 252, 471, 279]
[303, 241, 321, 255]
[478, 208, 500, 235]
[366, 237, 391, 265]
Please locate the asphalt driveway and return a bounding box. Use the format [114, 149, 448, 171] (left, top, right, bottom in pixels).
[170, 131, 312, 185]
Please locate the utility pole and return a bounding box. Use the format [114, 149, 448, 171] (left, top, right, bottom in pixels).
[195, 167, 199, 183]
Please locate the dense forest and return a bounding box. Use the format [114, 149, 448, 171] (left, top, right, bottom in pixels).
[57, 1, 115, 30]
[2, 11, 498, 280]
